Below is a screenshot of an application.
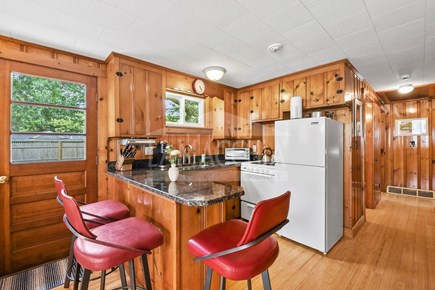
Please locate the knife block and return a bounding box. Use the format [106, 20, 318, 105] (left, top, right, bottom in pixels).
[115, 154, 134, 171]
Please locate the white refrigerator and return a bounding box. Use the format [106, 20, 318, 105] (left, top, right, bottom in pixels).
[274, 117, 343, 254]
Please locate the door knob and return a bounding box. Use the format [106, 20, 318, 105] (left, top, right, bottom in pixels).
[0, 176, 9, 184]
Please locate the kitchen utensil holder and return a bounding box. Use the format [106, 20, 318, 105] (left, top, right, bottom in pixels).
[115, 154, 134, 171]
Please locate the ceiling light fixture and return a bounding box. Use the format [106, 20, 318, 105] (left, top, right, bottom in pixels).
[203, 66, 226, 81]
[268, 43, 282, 53]
[398, 74, 414, 94]
[398, 84, 414, 94]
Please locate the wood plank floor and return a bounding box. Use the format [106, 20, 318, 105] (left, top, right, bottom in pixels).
[54, 193, 435, 290]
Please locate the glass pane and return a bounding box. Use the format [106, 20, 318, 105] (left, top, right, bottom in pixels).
[165, 96, 181, 123]
[185, 99, 199, 124]
[11, 72, 86, 108]
[11, 134, 85, 163]
[11, 104, 86, 134]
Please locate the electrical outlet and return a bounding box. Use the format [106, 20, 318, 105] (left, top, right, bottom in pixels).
[252, 145, 257, 153]
[144, 147, 154, 155]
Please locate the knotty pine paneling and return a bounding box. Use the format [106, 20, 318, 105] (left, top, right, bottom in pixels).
[386, 100, 433, 190]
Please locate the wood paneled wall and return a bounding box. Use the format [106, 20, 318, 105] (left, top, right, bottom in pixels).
[385, 99, 434, 190]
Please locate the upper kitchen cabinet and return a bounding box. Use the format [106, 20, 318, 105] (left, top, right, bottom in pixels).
[235, 91, 262, 139]
[107, 54, 165, 137]
[224, 89, 238, 138]
[240, 80, 281, 122]
[280, 61, 346, 113]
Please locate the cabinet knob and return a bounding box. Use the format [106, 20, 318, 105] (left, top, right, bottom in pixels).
[238, 128, 241, 130]
[310, 92, 314, 95]
[280, 89, 286, 93]
[336, 76, 344, 81]
[231, 205, 236, 210]
[116, 117, 124, 123]
[280, 99, 285, 103]
[238, 99, 242, 102]
[336, 89, 344, 94]
[115, 71, 123, 77]
[250, 110, 254, 113]
[314, 98, 319, 102]
[250, 96, 254, 100]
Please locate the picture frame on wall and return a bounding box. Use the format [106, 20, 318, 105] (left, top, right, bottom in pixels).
[395, 118, 428, 136]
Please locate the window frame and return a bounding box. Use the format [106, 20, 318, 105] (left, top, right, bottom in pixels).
[165, 91, 204, 128]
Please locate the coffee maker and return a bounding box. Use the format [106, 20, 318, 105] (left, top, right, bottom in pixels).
[152, 141, 167, 167]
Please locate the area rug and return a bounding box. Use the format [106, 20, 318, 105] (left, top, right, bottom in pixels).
[0, 258, 67, 290]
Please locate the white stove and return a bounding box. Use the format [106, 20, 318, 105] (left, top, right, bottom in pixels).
[240, 161, 277, 220]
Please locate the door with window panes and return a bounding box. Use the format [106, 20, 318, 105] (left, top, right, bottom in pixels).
[0, 60, 97, 275]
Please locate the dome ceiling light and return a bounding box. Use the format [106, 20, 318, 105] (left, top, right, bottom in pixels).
[398, 74, 414, 94]
[203, 66, 226, 81]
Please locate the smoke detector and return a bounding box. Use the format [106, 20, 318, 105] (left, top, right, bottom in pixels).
[268, 43, 282, 53]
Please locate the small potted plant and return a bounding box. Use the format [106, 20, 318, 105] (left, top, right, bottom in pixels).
[165, 145, 180, 181]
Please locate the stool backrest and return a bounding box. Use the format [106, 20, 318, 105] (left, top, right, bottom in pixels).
[237, 191, 290, 246]
[54, 176, 67, 206]
[61, 189, 97, 239]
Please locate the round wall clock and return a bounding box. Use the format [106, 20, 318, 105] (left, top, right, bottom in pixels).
[192, 79, 206, 95]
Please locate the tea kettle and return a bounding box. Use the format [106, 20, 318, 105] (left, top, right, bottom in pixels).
[262, 147, 273, 163]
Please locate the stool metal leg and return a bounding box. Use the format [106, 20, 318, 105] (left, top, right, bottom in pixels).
[247, 279, 252, 290]
[119, 263, 127, 288]
[100, 270, 106, 290]
[204, 266, 213, 290]
[140, 255, 152, 290]
[65, 235, 77, 288]
[81, 269, 92, 290]
[129, 260, 136, 290]
[261, 269, 272, 290]
[219, 276, 226, 290]
[73, 263, 81, 290]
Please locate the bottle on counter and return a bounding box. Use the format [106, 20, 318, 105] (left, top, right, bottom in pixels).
[201, 152, 206, 164]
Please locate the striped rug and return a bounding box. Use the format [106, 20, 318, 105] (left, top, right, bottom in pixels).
[0, 258, 67, 290]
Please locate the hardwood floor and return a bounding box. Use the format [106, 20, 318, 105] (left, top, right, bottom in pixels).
[54, 193, 435, 290]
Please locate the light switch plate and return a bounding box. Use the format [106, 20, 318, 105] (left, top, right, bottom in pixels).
[144, 147, 154, 155]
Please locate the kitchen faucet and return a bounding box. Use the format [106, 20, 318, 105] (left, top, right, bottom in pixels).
[182, 144, 193, 165]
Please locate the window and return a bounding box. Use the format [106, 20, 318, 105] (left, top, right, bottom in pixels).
[10, 72, 87, 163]
[165, 92, 204, 127]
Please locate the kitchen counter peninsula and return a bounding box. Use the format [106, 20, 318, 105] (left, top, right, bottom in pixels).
[106, 164, 242, 290]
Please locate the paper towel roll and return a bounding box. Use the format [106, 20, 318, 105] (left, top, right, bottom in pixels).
[290, 96, 302, 119]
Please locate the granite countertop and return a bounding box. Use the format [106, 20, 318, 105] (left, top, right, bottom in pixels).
[107, 162, 244, 206]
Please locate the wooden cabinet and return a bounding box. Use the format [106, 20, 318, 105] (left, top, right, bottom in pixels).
[205, 96, 224, 138]
[107, 55, 165, 136]
[224, 89, 237, 138]
[325, 69, 343, 105]
[260, 82, 280, 120]
[307, 73, 326, 107]
[249, 89, 261, 121]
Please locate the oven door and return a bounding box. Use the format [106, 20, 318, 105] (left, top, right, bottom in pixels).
[240, 170, 276, 220]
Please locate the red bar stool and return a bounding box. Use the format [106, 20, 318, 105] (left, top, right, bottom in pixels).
[60, 188, 164, 290]
[188, 191, 291, 290]
[54, 176, 130, 288]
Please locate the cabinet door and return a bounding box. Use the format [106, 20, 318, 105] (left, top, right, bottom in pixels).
[307, 73, 325, 107]
[249, 89, 261, 121]
[236, 92, 251, 138]
[133, 67, 148, 135]
[293, 78, 308, 108]
[260, 84, 280, 120]
[224, 90, 237, 138]
[147, 70, 164, 135]
[326, 69, 344, 105]
[280, 79, 293, 114]
[118, 63, 134, 135]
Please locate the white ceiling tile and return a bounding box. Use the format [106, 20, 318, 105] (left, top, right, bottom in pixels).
[295, 36, 337, 54]
[371, 0, 425, 33]
[4, 0, 60, 27]
[322, 11, 372, 39]
[73, 37, 112, 59]
[283, 20, 330, 47]
[193, 0, 250, 28]
[172, 0, 212, 12]
[214, 37, 265, 64]
[424, 56, 435, 83]
[378, 19, 425, 44]
[58, 12, 105, 40]
[288, 58, 317, 72]
[341, 41, 384, 58]
[387, 46, 425, 67]
[426, 22, 435, 38]
[351, 51, 390, 66]
[364, 0, 421, 17]
[34, 0, 90, 18]
[0, 12, 12, 36]
[307, 46, 346, 63]
[119, 0, 174, 23]
[248, 57, 283, 69]
[261, 1, 313, 34]
[382, 34, 424, 55]
[85, 0, 135, 32]
[299, 0, 329, 9]
[309, 0, 366, 25]
[335, 27, 380, 50]
[237, 0, 299, 17]
[0, 0, 5, 11]
[427, 0, 435, 23]
[426, 36, 435, 58]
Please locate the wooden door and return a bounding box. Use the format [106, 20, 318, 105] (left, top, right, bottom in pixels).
[293, 77, 308, 108]
[326, 69, 344, 105]
[280, 79, 293, 114]
[224, 90, 237, 138]
[0, 60, 97, 275]
[147, 70, 164, 136]
[117, 63, 134, 135]
[236, 92, 250, 138]
[261, 83, 280, 120]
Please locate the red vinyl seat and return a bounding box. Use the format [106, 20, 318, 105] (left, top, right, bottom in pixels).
[61, 188, 163, 290]
[188, 191, 291, 290]
[54, 176, 130, 287]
